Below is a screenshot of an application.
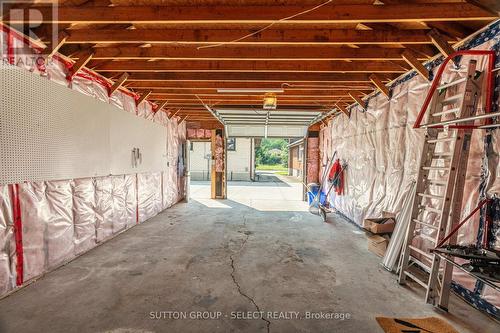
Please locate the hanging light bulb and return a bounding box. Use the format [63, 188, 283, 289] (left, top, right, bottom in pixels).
[263, 93, 277, 110]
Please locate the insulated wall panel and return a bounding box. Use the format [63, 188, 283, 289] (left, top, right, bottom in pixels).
[0, 64, 110, 184]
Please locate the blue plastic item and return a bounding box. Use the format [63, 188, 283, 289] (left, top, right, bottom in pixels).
[307, 184, 327, 206]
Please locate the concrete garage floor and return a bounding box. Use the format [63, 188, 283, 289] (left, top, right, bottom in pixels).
[0, 176, 497, 333]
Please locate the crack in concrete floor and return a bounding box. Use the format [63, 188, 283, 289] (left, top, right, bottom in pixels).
[229, 228, 271, 333]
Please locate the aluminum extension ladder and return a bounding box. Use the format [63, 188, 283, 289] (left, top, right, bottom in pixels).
[398, 59, 482, 310]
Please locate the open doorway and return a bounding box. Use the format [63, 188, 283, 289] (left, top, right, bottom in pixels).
[188, 140, 212, 199]
[226, 137, 305, 209]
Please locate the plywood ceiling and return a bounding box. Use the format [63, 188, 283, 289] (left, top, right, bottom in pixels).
[2, 0, 498, 126]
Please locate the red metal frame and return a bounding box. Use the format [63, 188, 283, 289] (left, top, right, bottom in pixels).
[414, 50, 496, 129]
[434, 198, 491, 249]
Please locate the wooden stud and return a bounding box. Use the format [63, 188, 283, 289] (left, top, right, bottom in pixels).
[46, 30, 69, 58]
[154, 100, 168, 113]
[178, 115, 189, 124]
[136, 90, 152, 106]
[402, 50, 430, 81]
[369, 74, 390, 98]
[108, 72, 129, 96]
[69, 51, 94, 77]
[168, 108, 181, 119]
[348, 91, 366, 110]
[427, 29, 456, 58]
[335, 104, 350, 117]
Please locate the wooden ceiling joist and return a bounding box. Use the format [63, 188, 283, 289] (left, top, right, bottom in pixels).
[427, 29, 456, 58]
[402, 50, 430, 81]
[90, 60, 408, 73]
[121, 72, 392, 83]
[16, 4, 495, 24]
[335, 104, 350, 117]
[74, 46, 430, 61]
[46, 30, 69, 58]
[69, 51, 94, 77]
[154, 100, 168, 113]
[369, 74, 390, 98]
[66, 28, 446, 45]
[125, 82, 375, 90]
[136, 90, 152, 106]
[349, 91, 366, 110]
[108, 72, 129, 96]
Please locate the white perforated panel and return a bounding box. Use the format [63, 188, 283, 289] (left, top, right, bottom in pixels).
[110, 108, 168, 174]
[0, 63, 168, 184]
[0, 64, 110, 183]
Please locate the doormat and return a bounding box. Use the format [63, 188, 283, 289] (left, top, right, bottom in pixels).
[376, 316, 459, 333]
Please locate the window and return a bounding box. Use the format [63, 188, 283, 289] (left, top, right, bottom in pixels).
[190, 142, 193, 151]
[227, 138, 236, 151]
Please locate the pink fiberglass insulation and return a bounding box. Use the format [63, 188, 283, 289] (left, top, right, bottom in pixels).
[0, 27, 186, 298]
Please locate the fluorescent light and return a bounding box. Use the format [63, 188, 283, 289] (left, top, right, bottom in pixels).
[217, 88, 284, 93]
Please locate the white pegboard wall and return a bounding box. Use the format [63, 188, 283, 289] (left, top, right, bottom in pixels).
[1, 63, 170, 184]
[0, 64, 110, 183]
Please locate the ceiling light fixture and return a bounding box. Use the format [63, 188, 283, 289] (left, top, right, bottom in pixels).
[263, 93, 277, 110]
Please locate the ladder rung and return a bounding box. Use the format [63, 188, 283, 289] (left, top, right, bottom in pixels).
[409, 255, 432, 273]
[425, 179, 448, 186]
[420, 205, 442, 214]
[417, 193, 445, 200]
[427, 137, 456, 144]
[413, 219, 439, 229]
[438, 77, 466, 90]
[432, 107, 461, 117]
[433, 152, 453, 157]
[441, 94, 463, 105]
[422, 166, 449, 171]
[420, 233, 438, 244]
[404, 271, 429, 289]
[409, 245, 434, 260]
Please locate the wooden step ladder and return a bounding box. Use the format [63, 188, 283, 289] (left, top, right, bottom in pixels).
[398, 59, 483, 310]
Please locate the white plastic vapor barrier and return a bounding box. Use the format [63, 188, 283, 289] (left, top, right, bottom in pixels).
[319, 39, 500, 307]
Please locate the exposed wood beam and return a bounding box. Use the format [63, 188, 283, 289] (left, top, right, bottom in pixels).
[402, 49, 430, 81]
[154, 100, 168, 113]
[69, 51, 94, 77]
[153, 98, 352, 104]
[425, 22, 472, 39]
[349, 91, 366, 110]
[91, 60, 407, 73]
[66, 28, 444, 45]
[72, 46, 428, 61]
[369, 74, 390, 98]
[178, 115, 189, 124]
[108, 72, 129, 96]
[427, 29, 456, 58]
[118, 72, 393, 83]
[149, 91, 365, 98]
[13, 4, 495, 24]
[168, 109, 181, 119]
[136, 90, 152, 106]
[335, 104, 350, 117]
[125, 81, 375, 90]
[46, 30, 69, 58]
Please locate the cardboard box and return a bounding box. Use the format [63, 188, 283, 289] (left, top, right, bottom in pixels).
[363, 211, 396, 234]
[368, 235, 390, 257]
